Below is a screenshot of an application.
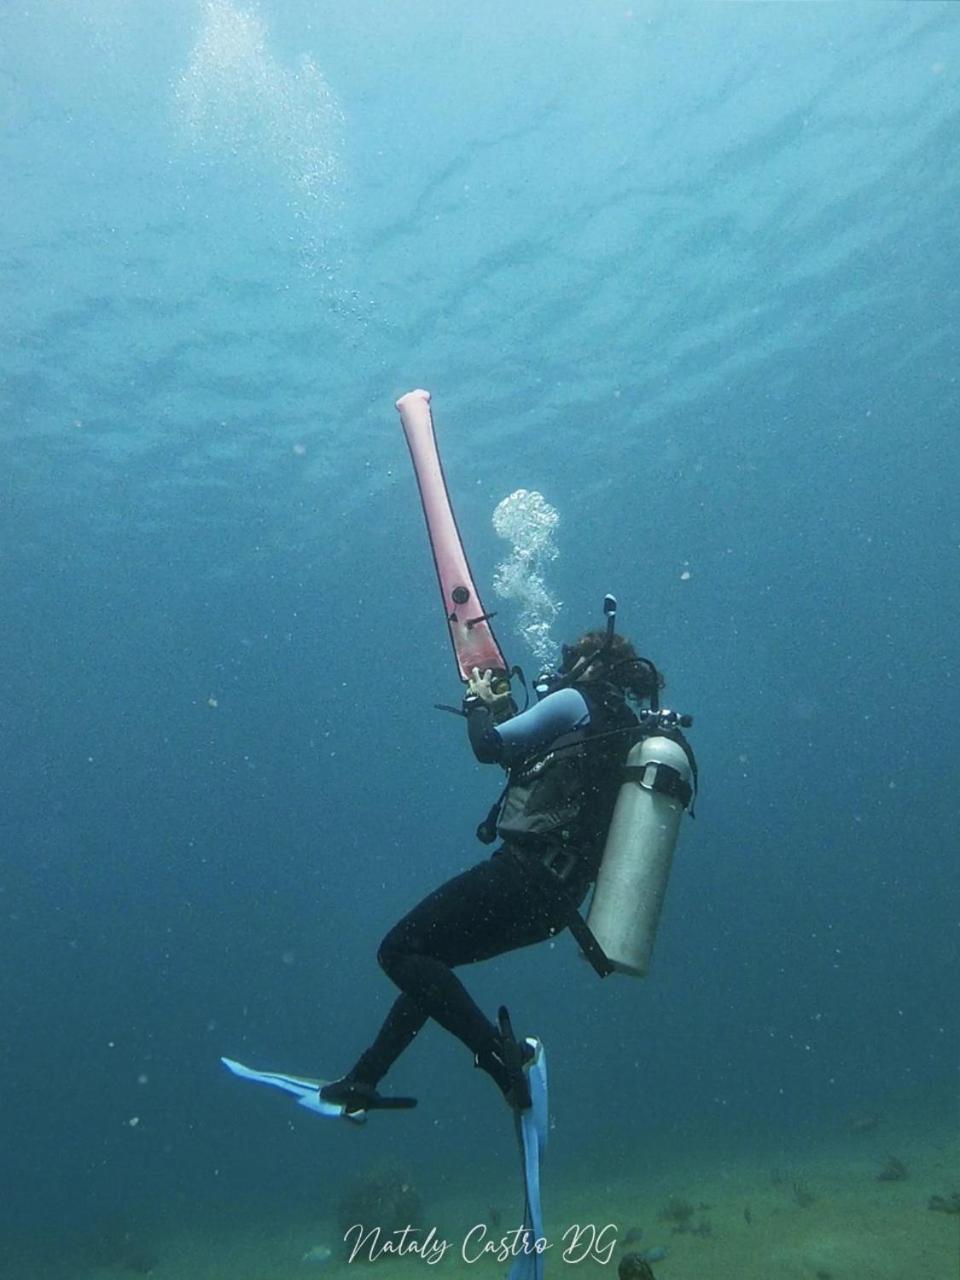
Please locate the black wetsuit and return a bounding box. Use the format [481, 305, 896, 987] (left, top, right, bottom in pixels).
[341, 682, 637, 1094]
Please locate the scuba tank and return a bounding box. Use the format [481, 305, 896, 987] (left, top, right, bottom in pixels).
[532, 594, 696, 978]
[586, 717, 693, 977]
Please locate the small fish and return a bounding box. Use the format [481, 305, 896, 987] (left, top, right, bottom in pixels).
[302, 1244, 333, 1264]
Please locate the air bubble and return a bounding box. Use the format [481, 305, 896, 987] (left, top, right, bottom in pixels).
[492, 490, 562, 669]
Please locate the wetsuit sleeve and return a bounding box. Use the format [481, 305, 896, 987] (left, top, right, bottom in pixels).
[466, 702, 501, 761]
[467, 687, 591, 765]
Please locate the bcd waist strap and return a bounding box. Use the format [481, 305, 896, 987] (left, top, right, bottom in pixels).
[508, 845, 615, 979]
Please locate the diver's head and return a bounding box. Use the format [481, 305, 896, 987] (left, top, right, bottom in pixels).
[536, 631, 664, 705]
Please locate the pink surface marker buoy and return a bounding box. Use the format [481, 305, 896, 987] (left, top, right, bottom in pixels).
[396, 389, 507, 682]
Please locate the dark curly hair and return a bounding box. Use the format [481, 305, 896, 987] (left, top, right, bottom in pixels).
[561, 630, 664, 704]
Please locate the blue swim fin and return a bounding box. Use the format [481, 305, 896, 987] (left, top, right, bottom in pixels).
[494, 1005, 548, 1280]
[220, 1057, 417, 1120]
[509, 1036, 548, 1280]
[220, 1056, 366, 1121]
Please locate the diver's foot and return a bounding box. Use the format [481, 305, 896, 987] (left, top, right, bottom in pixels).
[502, 1039, 536, 1111]
[319, 1077, 417, 1114]
[476, 1007, 537, 1111]
[319, 1077, 377, 1114]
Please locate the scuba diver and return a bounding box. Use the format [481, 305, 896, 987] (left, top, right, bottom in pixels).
[318, 623, 681, 1117]
[221, 392, 694, 1206]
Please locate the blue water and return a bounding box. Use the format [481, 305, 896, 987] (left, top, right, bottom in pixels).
[2, 0, 957, 1259]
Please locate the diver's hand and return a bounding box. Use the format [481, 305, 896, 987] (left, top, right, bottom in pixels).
[469, 667, 508, 704]
[468, 668, 513, 720]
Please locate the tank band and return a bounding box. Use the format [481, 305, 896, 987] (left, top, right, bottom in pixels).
[623, 762, 693, 808]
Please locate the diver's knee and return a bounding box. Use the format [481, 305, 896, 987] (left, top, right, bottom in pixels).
[378, 919, 427, 979]
[377, 930, 403, 978]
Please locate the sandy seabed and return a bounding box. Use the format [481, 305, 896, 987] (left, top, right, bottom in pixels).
[8, 1101, 958, 1280]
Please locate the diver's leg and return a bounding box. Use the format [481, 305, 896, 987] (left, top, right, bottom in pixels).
[339, 991, 428, 1089]
[377, 849, 566, 1092]
[318, 989, 429, 1111]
